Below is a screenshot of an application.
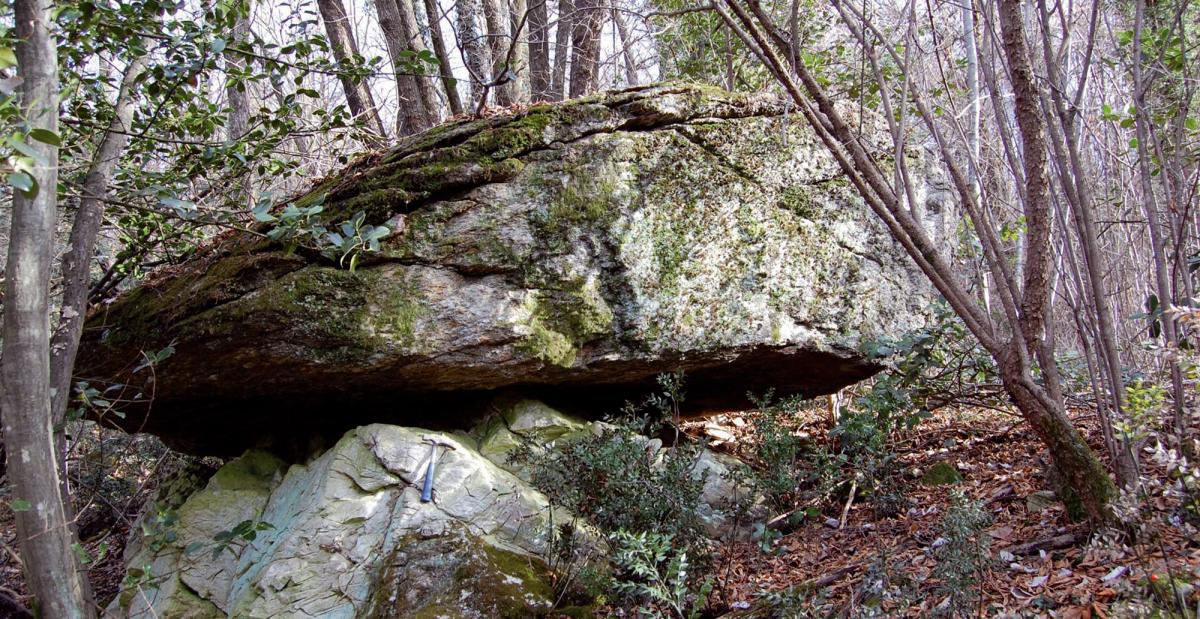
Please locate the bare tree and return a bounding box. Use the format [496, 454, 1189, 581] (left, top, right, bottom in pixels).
[2, 0, 96, 615]
[715, 0, 1118, 523]
[375, 0, 441, 134]
[315, 0, 387, 141]
[612, 4, 639, 86]
[1131, 0, 1189, 437]
[568, 0, 606, 96]
[422, 0, 465, 114]
[549, 0, 573, 99]
[457, 0, 492, 106]
[529, 0, 552, 98]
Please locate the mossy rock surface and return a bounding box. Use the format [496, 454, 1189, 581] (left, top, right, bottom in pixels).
[368, 529, 557, 619]
[920, 461, 963, 486]
[77, 83, 944, 456]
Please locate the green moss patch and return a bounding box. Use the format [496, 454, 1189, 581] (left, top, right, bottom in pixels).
[517, 279, 615, 368]
[920, 462, 962, 486]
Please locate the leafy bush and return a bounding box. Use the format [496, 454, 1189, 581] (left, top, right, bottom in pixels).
[932, 492, 992, 617]
[859, 303, 999, 420]
[610, 529, 713, 619]
[746, 392, 808, 511]
[852, 551, 916, 618]
[512, 420, 708, 551]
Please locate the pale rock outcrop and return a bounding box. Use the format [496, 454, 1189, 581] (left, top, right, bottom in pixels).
[77, 83, 940, 455]
[109, 423, 557, 618]
[107, 399, 760, 618]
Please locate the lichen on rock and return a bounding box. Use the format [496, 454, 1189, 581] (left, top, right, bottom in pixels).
[77, 82, 943, 456]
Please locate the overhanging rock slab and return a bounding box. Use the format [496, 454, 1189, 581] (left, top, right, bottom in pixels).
[77, 83, 942, 455]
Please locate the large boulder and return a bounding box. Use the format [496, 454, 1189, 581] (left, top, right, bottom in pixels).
[78, 82, 940, 455]
[106, 400, 745, 618]
[109, 423, 559, 618]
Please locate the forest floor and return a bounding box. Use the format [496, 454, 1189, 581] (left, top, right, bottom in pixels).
[0, 406, 1197, 617]
[686, 405, 1200, 617]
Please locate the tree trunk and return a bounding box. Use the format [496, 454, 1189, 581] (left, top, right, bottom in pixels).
[225, 0, 254, 208]
[3, 1, 94, 616]
[714, 0, 1117, 525]
[397, 0, 443, 123]
[568, 0, 605, 97]
[612, 5, 638, 85]
[549, 0, 572, 100]
[50, 49, 149, 481]
[457, 0, 491, 107]
[995, 0, 1052, 363]
[375, 0, 440, 135]
[528, 0, 551, 99]
[506, 0, 531, 105]
[998, 357, 1116, 523]
[421, 0, 464, 115]
[1132, 0, 1189, 438]
[481, 0, 512, 104]
[315, 0, 387, 141]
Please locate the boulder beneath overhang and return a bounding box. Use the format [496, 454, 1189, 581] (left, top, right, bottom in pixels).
[76, 83, 939, 456]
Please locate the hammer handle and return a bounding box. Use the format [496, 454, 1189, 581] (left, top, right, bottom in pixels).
[420, 457, 436, 503]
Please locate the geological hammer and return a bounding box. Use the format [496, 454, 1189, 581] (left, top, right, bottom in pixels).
[420, 437, 456, 503]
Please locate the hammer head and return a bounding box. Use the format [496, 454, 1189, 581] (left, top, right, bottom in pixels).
[422, 436, 457, 450]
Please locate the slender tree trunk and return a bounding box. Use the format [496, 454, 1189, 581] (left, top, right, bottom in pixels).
[1132, 0, 1188, 437]
[3, 1, 94, 616]
[422, 0, 464, 115]
[529, 0, 551, 98]
[612, 4, 638, 85]
[225, 0, 254, 208]
[397, 0, 443, 122]
[1034, 52, 1137, 484]
[995, 0, 1051, 365]
[50, 49, 149, 483]
[568, 0, 605, 97]
[375, 0, 439, 134]
[507, 0, 531, 105]
[481, 0, 513, 104]
[315, 0, 387, 141]
[549, 0, 573, 100]
[715, 0, 1117, 525]
[457, 0, 491, 107]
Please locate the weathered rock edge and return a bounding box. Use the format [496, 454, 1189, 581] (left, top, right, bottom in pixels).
[77, 82, 937, 455]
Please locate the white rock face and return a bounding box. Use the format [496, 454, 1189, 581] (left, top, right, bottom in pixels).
[107, 398, 763, 618]
[108, 424, 556, 618]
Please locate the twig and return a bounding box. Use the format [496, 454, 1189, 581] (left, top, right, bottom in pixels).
[1004, 532, 1081, 556]
[838, 479, 858, 529]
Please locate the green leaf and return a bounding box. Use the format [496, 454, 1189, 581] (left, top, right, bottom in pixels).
[212, 37, 227, 53]
[10, 499, 31, 512]
[7, 172, 35, 196]
[28, 128, 62, 147]
[72, 542, 93, 564]
[0, 47, 16, 70]
[9, 137, 47, 163]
